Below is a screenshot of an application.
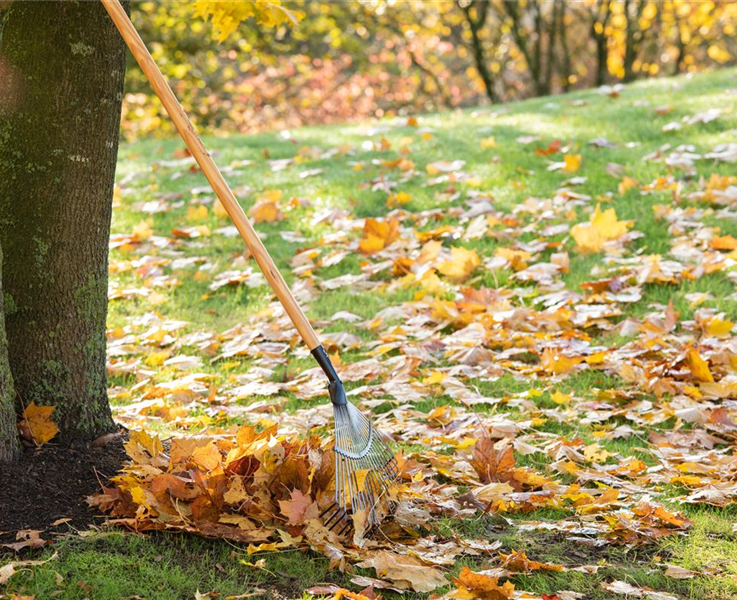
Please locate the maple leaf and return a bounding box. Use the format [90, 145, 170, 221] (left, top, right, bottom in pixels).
[469, 438, 516, 486]
[451, 567, 514, 600]
[436, 247, 481, 282]
[18, 402, 59, 446]
[358, 218, 400, 255]
[278, 489, 318, 526]
[570, 204, 631, 254]
[540, 348, 582, 375]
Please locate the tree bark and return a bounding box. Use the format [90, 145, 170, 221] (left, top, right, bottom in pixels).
[0, 1, 128, 445]
[0, 245, 21, 462]
[558, 0, 572, 91]
[588, 0, 612, 86]
[623, 0, 646, 82]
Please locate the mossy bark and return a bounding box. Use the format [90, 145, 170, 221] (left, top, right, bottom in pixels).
[0, 245, 21, 462]
[0, 1, 128, 445]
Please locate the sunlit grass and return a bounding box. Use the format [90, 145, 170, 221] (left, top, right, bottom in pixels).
[7, 68, 737, 600]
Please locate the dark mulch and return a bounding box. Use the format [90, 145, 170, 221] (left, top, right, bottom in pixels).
[0, 431, 128, 546]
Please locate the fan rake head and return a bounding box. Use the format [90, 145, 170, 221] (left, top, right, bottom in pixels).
[321, 401, 398, 535]
[311, 345, 398, 535]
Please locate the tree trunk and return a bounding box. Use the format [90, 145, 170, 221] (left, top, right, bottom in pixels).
[459, 0, 497, 103]
[0, 1, 127, 445]
[558, 0, 572, 91]
[591, 0, 611, 86]
[0, 245, 21, 462]
[623, 0, 645, 82]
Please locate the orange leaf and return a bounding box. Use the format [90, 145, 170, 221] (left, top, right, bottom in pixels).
[250, 200, 283, 223]
[469, 439, 516, 486]
[452, 566, 514, 600]
[358, 218, 400, 255]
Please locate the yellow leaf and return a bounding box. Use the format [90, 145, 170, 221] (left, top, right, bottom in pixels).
[18, 402, 59, 446]
[583, 443, 612, 463]
[550, 390, 571, 405]
[132, 220, 154, 242]
[562, 154, 582, 173]
[186, 205, 208, 222]
[194, 1, 300, 41]
[213, 199, 229, 218]
[707, 318, 734, 337]
[145, 351, 168, 367]
[258, 189, 282, 203]
[250, 201, 283, 223]
[670, 475, 702, 486]
[246, 542, 279, 555]
[387, 191, 412, 207]
[541, 349, 582, 375]
[618, 176, 639, 194]
[422, 371, 447, 385]
[494, 247, 531, 271]
[686, 348, 714, 383]
[570, 204, 631, 254]
[358, 218, 400, 255]
[436, 247, 481, 283]
[480, 136, 496, 149]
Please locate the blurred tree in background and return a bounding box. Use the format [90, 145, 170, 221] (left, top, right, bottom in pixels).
[122, 0, 737, 140]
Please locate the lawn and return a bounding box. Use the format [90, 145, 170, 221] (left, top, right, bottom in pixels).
[4, 68, 737, 600]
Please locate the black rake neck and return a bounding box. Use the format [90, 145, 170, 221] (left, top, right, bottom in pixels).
[311, 345, 348, 406]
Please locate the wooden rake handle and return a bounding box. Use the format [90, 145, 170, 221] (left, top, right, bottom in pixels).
[102, 0, 321, 351]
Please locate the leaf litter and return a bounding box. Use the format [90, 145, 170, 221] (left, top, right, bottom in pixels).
[91, 84, 737, 597]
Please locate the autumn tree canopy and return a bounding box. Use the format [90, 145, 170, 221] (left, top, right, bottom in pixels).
[121, 0, 737, 138]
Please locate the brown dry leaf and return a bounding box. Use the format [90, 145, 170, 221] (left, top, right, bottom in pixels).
[451, 566, 514, 600]
[2, 530, 49, 552]
[356, 550, 447, 593]
[0, 552, 58, 585]
[469, 439, 516, 485]
[18, 402, 59, 446]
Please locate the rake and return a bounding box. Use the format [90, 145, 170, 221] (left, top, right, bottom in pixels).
[101, 0, 397, 532]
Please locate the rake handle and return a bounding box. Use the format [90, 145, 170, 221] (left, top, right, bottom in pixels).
[102, 0, 321, 351]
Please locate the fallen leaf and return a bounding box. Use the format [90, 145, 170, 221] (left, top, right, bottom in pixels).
[356, 551, 447, 592]
[18, 402, 59, 446]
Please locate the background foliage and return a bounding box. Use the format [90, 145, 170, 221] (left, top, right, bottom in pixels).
[122, 0, 737, 140]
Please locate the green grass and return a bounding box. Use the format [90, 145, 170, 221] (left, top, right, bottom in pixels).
[5, 68, 737, 600]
